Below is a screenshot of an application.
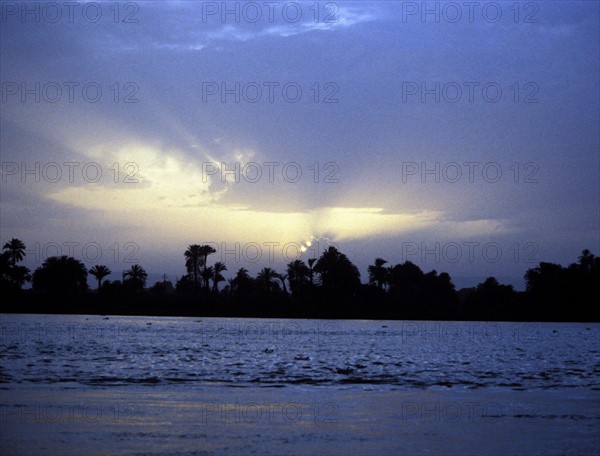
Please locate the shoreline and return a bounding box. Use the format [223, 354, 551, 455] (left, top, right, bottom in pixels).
[2, 306, 598, 324]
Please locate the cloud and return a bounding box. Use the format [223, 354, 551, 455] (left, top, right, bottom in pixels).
[38, 140, 513, 255]
[311, 207, 441, 241]
[45, 142, 220, 210]
[140, 4, 379, 51]
[436, 218, 511, 237]
[265, 5, 377, 37]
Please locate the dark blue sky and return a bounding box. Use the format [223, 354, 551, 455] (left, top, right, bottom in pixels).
[1, 1, 598, 289]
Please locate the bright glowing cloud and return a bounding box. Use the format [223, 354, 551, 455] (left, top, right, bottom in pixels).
[43, 142, 512, 254]
[48, 143, 219, 209]
[309, 207, 442, 241]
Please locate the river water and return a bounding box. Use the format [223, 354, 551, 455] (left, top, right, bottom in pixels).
[1, 314, 599, 455]
[1, 315, 599, 390]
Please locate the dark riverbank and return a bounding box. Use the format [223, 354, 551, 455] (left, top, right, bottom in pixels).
[2, 288, 597, 322]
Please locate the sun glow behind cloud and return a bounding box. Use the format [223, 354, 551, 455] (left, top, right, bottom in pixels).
[42, 142, 458, 254]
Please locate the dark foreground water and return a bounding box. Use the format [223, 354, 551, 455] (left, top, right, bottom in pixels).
[1, 314, 599, 455]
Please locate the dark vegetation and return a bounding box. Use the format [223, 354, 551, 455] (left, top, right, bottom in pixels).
[1, 238, 598, 322]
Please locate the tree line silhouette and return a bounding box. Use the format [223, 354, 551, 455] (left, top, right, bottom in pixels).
[1, 238, 598, 322]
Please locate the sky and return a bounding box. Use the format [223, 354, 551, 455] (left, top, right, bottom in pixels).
[1, 1, 599, 290]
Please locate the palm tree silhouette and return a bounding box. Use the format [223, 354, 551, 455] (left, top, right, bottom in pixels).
[0, 248, 30, 290]
[578, 249, 595, 271]
[287, 259, 310, 296]
[212, 261, 227, 293]
[231, 267, 253, 296]
[368, 258, 388, 289]
[201, 265, 214, 290]
[0, 252, 11, 287]
[2, 238, 26, 267]
[314, 246, 360, 291]
[256, 267, 280, 293]
[277, 273, 289, 295]
[226, 277, 235, 295]
[11, 265, 31, 290]
[524, 262, 563, 292]
[185, 244, 217, 290]
[124, 264, 147, 290]
[307, 258, 316, 285]
[198, 245, 217, 289]
[89, 265, 111, 291]
[199, 245, 216, 268]
[184, 244, 203, 287]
